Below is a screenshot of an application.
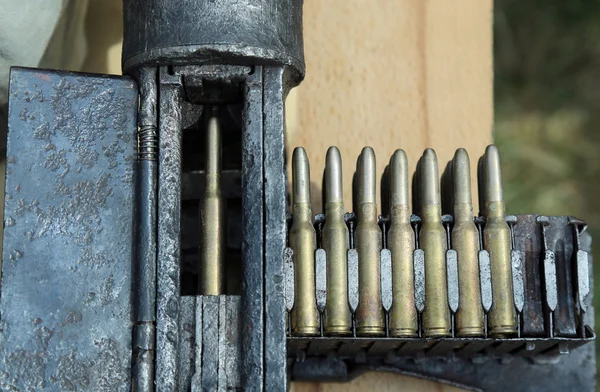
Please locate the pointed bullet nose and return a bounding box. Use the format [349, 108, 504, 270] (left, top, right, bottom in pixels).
[292, 147, 311, 204]
[389, 149, 409, 206]
[325, 146, 343, 204]
[484, 144, 504, 203]
[452, 148, 472, 205]
[205, 114, 222, 175]
[358, 147, 376, 204]
[453, 148, 470, 166]
[421, 148, 440, 206]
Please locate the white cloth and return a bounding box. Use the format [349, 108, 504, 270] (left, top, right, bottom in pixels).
[0, 0, 89, 105]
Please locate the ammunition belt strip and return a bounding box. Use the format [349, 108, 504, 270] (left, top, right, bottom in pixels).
[285, 146, 593, 359]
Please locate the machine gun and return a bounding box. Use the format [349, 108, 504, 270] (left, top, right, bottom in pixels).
[0, 1, 595, 391]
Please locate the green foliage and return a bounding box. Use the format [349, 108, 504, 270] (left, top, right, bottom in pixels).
[494, 1, 600, 384]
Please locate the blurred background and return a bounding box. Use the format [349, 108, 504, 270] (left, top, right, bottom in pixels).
[494, 0, 600, 380]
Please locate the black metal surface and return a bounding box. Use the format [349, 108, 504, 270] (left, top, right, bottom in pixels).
[0, 103, 7, 155]
[122, 0, 305, 83]
[514, 215, 546, 336]
[0, 68, 138, 391]
[263, 66, 290, 391]
[155, 68, 184, 391]
[177, 65, 252, 105]
[240, 66, 265, 391]
[546, 217, 578, 337]
[291, 341, 596, 392]
[288, 332, 594, 359]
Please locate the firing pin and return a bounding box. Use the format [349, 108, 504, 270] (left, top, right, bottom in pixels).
[355, 147, 385, 336]
[198, 112, 226, 295]
[290, 147, 320, 336]
[480, 145, 517, 337]
[388, 150, 418, 337]
[451, 149, 484, 336]
[419, 149, 451, 337]
[322, 147, 352, 335]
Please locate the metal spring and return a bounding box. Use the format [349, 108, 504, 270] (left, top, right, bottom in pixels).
[138, 125, 158, 161]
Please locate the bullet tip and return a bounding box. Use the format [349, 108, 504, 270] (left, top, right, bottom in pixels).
[421, 148, 440, 206]
[485, 144, 499, 156]
[452, 148, 472, 205]
[391, 149, 408, 166]
[454, 147, 468, 160]
[483, 144, 504, 203]
[326, 146, 342, 165]
[205, 114, 222, 176]
[361, 146, 375, 160]
[358, 146, 376, 204]
[293, 146, 308, 162]
[325, 146, 343, 203]
[390, 149, 409, 206]
[453, 148, 471, 172]
[423, 148, 436, 159]
[292, 147, 311, 204]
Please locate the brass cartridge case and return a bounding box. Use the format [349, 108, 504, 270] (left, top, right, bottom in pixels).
[322, 146, 352, 335]
[355, 147, 385, 336]
[388, 149, 418, 337]
[290, 147, 320, 336]
[451, 148, 484, 337]
[481, 145, 517, 337]
[420, 149, 451, 337]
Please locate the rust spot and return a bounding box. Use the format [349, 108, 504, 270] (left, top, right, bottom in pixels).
[34, 73, 51, 81]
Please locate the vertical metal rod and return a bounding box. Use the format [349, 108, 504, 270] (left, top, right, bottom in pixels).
[133, 66, 158, 392]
